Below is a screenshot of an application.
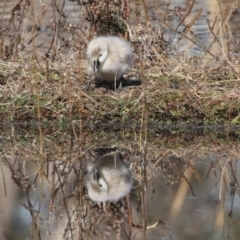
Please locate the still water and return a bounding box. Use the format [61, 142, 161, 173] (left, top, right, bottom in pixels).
[1, 0, 240, 240]
[1, 0, 240, 56]
[1, 123, 240, 240]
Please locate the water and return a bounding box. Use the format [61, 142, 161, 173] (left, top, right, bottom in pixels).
[1, 0, 240, 57]
[0, 123, 240, 240]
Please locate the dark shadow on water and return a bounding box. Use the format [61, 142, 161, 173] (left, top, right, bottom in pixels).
[1, 120, 240, 131]
[0, 121, 240, 143]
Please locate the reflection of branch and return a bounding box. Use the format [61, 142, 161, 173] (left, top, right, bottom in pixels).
[228, 160, 237, 217]
[54, 163, 74, 240]
[180, 168, 195, 197]
[5, 158, 42, 239]
[219, 157, 231, 200]
[132, 220, 164, 229]
[168, 167, 193, 220]
[228, 160, 237, 184]
[228, 180, 236, 217]
[127, 194, 132, 239]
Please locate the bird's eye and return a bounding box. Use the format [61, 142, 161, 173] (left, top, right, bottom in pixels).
[99, 53, 102, 57]
[99, 183, 102, 188]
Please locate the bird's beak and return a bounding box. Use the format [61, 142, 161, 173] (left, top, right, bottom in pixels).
[93, 60, 100, 72]
[93, 169, 100, 181]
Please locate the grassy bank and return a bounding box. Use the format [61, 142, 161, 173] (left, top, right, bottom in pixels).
[0, 0, 240, 128]
[1, 54, 239, 127]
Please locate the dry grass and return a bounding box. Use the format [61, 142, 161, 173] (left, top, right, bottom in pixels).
[1, 0, 240, 239]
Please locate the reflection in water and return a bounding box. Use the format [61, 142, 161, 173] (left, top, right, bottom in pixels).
[0, 123, 240, 240]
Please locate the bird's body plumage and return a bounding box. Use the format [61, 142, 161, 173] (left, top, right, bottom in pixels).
[86, 36, 133, 82]
[85, 153, 133, 203]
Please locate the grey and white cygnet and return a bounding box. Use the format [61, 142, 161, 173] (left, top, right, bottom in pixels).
[86, 36, 133, 82]
[85, 153, 133, 203]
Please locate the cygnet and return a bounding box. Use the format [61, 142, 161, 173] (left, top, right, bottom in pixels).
[85, 153, 133, 203]
[86, 36, 133, 82]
